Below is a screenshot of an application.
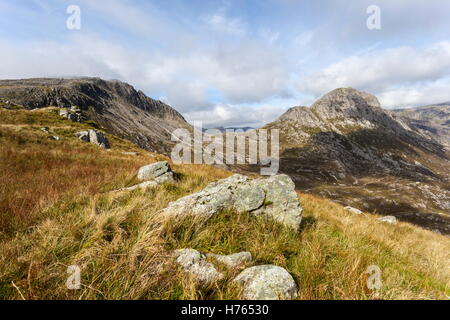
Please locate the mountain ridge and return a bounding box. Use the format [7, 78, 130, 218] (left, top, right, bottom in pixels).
[391, 103, 450, 148]
[0, 77, 191, 154]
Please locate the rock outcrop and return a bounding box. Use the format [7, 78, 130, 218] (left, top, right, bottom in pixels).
[345, 206, 363, 215]
[206, 252, 252, 269]
[75, 130, 110, 149]
[161, 174, 302, 230]
[378, 216, 398, 224]
[119, 161, 176, 191]
[172, 249, 297, 299]
[233, 265, 298, 300]
[138, 161, 174, 183]
[59, 106, 84, 122]
[173, 249, 223, 285]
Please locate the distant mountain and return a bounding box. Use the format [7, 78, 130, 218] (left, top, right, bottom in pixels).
[0, 78, 191, 154]
[203, 126, 255, 133]
[239, 88, 450, 234]
[392, 104, 450, 148]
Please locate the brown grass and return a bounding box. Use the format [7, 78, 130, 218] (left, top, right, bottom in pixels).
[0, 108, 157, 236]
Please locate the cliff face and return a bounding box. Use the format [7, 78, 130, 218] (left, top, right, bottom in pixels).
[0, 77, 191, 154]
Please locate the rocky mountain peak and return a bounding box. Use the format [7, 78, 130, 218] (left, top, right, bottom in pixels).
[273, 87, 403, 132]
[277, 106, 321, 127]
[311, 87, 383, 122]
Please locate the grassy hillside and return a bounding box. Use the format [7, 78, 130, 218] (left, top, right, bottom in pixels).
[0, 108, 449, 300]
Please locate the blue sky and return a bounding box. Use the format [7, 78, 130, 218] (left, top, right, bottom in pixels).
[1, 0, 450, 127]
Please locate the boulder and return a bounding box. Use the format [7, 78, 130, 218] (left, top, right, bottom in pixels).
[76, 131, 90, 142]
[49, 136, 60, 141]
[173, 249, 223, 285]
[60, 107, 83, 122]
[251, 175, 303, 230]
[161, 174, 302, 230]
[154, 171, 175, 183]
[233, 265, 298, 300]
[378, 216, 398, 224]
[88, 130, 110, 149]
[59, 109, 69, 117]
[207, 252, 252, 269]
[75, 130, 110, 149]
[345, 206, 363, 215]
[138, 161, 172, 181]
[117, 162, 175, 192]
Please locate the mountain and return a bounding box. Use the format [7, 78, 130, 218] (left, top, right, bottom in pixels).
[257, 88, 450, 234]
[0, 78, 191, 154]
[203, 126, 255, 133]
[392, 103, 450, 148]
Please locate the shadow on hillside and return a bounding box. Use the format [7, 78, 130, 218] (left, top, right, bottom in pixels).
[298, 216, 317, 233]
[279, 128, 448, 187]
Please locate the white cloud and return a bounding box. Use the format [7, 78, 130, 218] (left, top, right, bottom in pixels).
[300, 41, 450, 94]
[259, 28, 280, 45]
[378, 79, 450, 108]
[0, 32, 290, 114]
[184, 103, 288, 128]
[299, 41, 450, 107]
[206, 13, 247, 36]
[203, 3, 247, 37]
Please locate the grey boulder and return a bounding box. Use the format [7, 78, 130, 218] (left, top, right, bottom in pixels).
[173, 249, 223, 285]
[75, 130, 110, 149]
[161, 174, 302, 230]
[60, 107, 83, 122]
[207, 252, 252, 269]
[117, 161, 175, 192]
[378, 215, 398, 224]
[233, 265, 298, 300]
[138, 161, 173, 182]
[345, 206, 363, 215]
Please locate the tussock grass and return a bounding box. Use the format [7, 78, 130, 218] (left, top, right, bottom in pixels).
[0, 108, 449, 300]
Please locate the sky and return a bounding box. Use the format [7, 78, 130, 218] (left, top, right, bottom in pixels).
[1, 0, 450, 127]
